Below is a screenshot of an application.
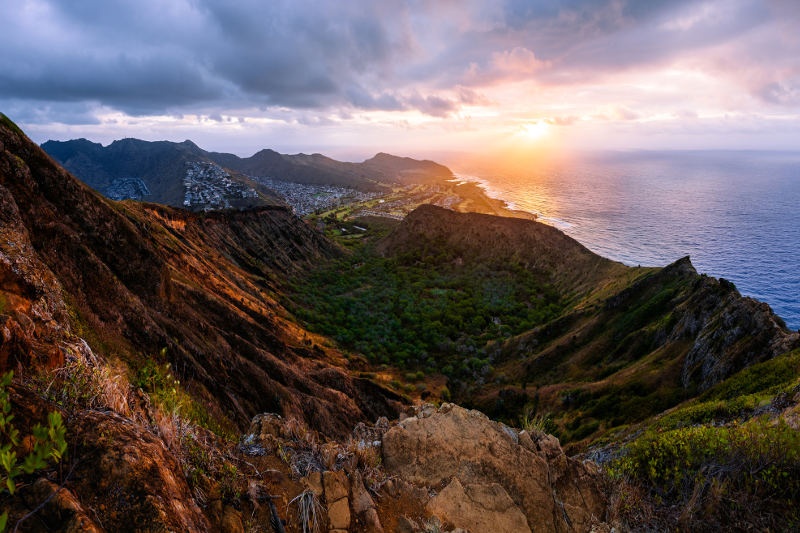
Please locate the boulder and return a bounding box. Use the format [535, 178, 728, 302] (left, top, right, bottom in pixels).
[351, 470, 384, 532]
[323, 469, 349, 502]
[382, 403, 606, 532]
[327, 497, 351, 530]
[427, 477, 531, 532]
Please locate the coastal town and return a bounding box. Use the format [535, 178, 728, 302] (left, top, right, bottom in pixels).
[253, 179, 463, 220]
[104, 176, 151, 201]
[182, 161, 260, 211]
[253, 176, 380, 216]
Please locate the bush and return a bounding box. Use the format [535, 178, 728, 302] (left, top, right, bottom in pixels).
[1, 371, 68, 532]
[609, 417, 800, 528]
[286, 243, 562, 378]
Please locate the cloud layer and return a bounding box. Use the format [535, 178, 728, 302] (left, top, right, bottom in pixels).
[1, 0, 799, 152]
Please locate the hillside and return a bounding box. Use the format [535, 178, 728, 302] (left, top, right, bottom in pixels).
[293, 205, 798, 446]
[3, 113, 800, 531]
[39, 137, 279, 210]
[42, 138, 456, 210]
[2, 114, 409, 435]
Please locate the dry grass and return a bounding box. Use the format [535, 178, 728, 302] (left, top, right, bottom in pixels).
[289, 490, 325, 533]
[29, 341, 138, 418]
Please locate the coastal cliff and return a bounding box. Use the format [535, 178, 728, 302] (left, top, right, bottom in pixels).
[2, 113, 800, 530]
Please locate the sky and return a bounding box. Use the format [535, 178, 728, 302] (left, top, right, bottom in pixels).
[2, 0, 800, 161]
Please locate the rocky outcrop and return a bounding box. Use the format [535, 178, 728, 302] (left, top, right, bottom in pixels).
[677, 276, 800, 390]
[426, 478, 530, 532]
[382, 403, 607, 532]
[240, 407, 608, 532]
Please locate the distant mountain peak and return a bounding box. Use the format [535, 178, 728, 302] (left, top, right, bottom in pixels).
[42, 138, 457, 202]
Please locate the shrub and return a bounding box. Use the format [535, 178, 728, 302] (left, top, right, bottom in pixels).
[520, 406, 556, 435]
[609, 417, 800, 528]
[1, 371, 68, 532]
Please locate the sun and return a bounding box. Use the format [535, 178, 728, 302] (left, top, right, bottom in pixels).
[520, 121, 550, 141]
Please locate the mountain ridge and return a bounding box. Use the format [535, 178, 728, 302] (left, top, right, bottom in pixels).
[4, 114, 405, 437]
[320, 204, 799, 446]
[4, 113, 800, 530]
[42, 137, 455, 210]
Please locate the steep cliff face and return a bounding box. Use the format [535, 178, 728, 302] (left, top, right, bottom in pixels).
[0, 114, 404, 437]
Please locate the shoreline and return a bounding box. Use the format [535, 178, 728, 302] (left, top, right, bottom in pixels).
[449, 179, 536, 221]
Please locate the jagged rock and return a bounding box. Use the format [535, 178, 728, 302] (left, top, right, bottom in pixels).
[351, 470, 384, 532]
[680, 283, 800, 389]
[320, 470, 351, 530]
[520, 428, 563, 460]
[323, 470, 349, 502]
[351, 472, 375, 513]
[427, 477, 531, 532]
[382, 403, 607, 532]
[303, 471, 324, 496]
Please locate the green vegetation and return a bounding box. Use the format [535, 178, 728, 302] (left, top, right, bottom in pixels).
[0, 114, 25, 138]
[134, 357, 236, 440]
[1, 371, 68, 532]
[646, 348, 800, 433]
[288, 237, 562, 378]
[699, 347, 800, 402]
[606, 349, 800, 529]
[610, 418, 800, 528]
[520, 406, 556, 435]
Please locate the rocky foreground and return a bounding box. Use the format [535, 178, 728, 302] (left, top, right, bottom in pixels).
[6, 385, 609, 532]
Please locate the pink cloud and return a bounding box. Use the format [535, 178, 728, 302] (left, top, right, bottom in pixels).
[492, 47, 550, 75]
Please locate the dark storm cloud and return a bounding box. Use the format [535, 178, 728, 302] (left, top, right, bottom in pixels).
[199, 0, 404, 105]
[2, 100, 104, 126]
[0, 0, 414, 114]
[0, 0, 796, 122]
[0, 50, 224, 114]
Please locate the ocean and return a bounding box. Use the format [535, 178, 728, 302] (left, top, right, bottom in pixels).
[453, 150, 800, 330]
